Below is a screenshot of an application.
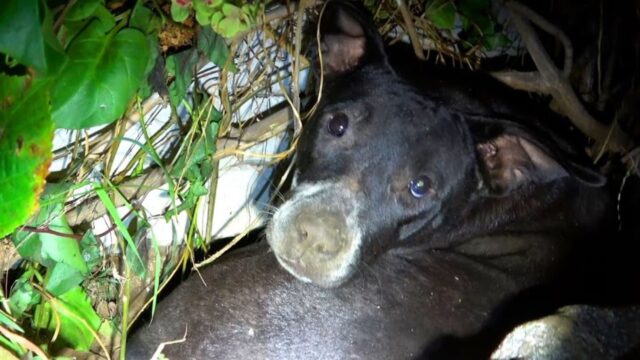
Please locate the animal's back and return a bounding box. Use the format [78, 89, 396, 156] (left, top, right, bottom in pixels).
[127, 238, 556, 359]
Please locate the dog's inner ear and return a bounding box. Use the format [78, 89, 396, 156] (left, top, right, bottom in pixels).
[320, 7, 366, 75]
[317, 3, 386, 77]
[476, 134, 568, 195]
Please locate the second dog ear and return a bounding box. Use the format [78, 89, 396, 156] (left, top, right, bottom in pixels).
[472, 125, 606, 196]
[312, 1, 389, 77]
[475, 133, 570, 195]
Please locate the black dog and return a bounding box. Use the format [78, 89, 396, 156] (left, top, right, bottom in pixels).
[127, 2, 611, 358]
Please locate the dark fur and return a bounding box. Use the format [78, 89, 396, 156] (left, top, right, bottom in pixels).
[128, 2, 611, 358]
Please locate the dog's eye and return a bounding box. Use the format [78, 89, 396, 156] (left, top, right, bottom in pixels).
[409, 176, 432, 198]
[327, 112, 349, 137]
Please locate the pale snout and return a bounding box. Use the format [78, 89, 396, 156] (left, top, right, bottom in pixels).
[267, 182, 363, 287]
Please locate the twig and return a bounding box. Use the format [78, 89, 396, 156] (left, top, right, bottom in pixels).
[622, 146, 640, 165]
[194, 148, 296, 269]
[195, 217, 263, 269]
[233, 1, 322, 41]
[291, 0, 308, 135]
[507, 1, 573, 77]
[150, 327, 188, 360]
[19, 226, 82, 241]
[490, 70, 548, 92]
[491, 1, 633, 153]
[95, 208, 135, 238]
[396, 0, 425, 60]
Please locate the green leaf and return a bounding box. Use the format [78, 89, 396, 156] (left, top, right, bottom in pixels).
[214, 3, 250, 38]
[193, 0, 216, 26]
[33, 286, 101, 351]
[0, 309, 26, 356]
[80, 231, 102, 270]
[241, 3, 260, 21]
[37, 223, 86, 272]
[41, 1, 66, 75]
[210, 11, 224, 27]
[0, 0, 65, 75]
[166, 180, 207, 217]
[126, 233, 147, 276]
[170, 116, 219, 181]
[0, 0, 46, 71]
[171, 1, 191, 23]
[217, 17, 248, 38]
[93, 183, 145, 272]
[0, 311, 24, 333]
[167, 119, 219, 217]
[137, 37, 161, 100]
[221, 3, 242, 18]
[51, 22, 150, 129]
[426, 0, 457, 30]
[45, 262, 86, 296]
[0, 0, 64, 75]
[13, 184, 89, 281]
[8, 276, 41, 317]
[131, 0, 161, 34]
[38, 181, 73, 207]
[127, 1, 161, 100]
[197, 27, 232, 69]
[14, 219, 88, 274]
[0, 76, 53, 238]
[165, 48, 199, 108]
[62, 2, 116, 48]
[0, 75, 28, 106]
[65, 0, 101, 21]
[0, 342, 22, 359]
[134, 8, 161, 99]
[92, 4, 117, 32]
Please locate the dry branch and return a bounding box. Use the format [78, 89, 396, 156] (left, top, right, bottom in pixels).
[395, 0, 425, 60]
[491, 1, 633, 153]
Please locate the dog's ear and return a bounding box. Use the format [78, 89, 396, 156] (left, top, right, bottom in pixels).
[469, 120, 605, 196]
[310, 1, 389, 77]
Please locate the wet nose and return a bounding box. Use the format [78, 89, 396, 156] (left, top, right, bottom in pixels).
[295, 211, 347, 259]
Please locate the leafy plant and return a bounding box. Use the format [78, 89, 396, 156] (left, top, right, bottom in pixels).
[0, 76, 53, 238]
[424, 0, 511, 51]
[171, 0, 261, 38]
[13, 184, 88, 296]
[167, 109, 221, 217]
[0, 0, 152, 240]
[0, 0, 161, 356]
[51, 23, 150, 129]
[0, 0, 266, 357]
[425, 0, 458, 30]
[0, 0, 244, 351]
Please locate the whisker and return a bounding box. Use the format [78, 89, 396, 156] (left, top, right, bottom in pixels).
[361, 258, 383, 293]
[272, 188, 287, 202]
[262, 204, 280, 215]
